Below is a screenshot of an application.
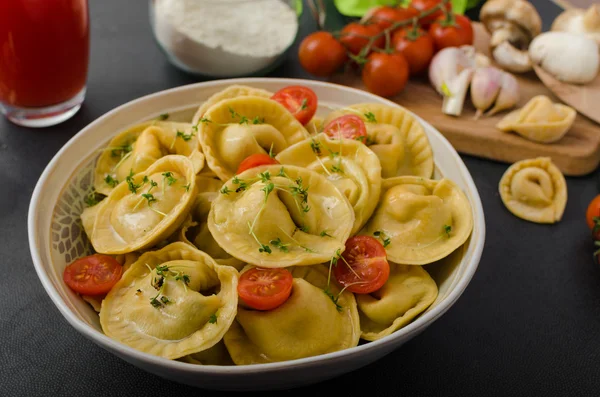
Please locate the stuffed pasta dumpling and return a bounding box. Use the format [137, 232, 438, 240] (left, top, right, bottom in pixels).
[223, 265, 360, 364]
[208, 165, 355, 268]
[276, 134, 382, 234]
[362, 176, 473, 265]
[198, 96, 309, 180]
[192, 85, 273, 125]
[100, 242, 238, 359]
[324, 104, 433, 179]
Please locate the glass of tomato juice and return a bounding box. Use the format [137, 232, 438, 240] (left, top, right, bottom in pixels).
[0, 0, 89, 128]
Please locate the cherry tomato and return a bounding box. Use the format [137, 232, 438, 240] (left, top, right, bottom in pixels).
[429, 14, 474, 51]
[333, 236, 390, 294]
[323, 115, 368, 141]
[369, 6, 419, 31]
[340, 23, 384, 55]
[236, 153, 279, 174]
[411, 0, 452, 27]
[392, 27, 435, 75]
[271, 85, 318, 125]
[586, 195, 600, 239]
[238, 268, 294, 311]
[63, 254, 123, 296]
[362, 52, 409, 98]
[299, 31, 347, 77]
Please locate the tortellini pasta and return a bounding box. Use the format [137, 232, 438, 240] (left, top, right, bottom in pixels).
[499, 157, 567, 224]
[89, 155, 198, 255]
[94, 121, 204, 195]
[276, 134, 382, 234]
[192, 85, 273, 125]
[324, 103, 434, 179]
[198, 96, 309, 180]
[208, 165, 355, 268]
[223, 265, 360, 364]
[357, 263, 438, 341]
[362, 176, 473, 265]
[100, 242, 238, 359]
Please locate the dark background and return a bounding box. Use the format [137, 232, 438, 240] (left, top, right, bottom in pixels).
[2, 0, 600, 396]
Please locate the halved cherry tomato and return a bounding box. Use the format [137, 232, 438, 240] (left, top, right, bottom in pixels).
[63, 254, 123, 296]
[362, 52, 409, 98]
[429, 13, 474, 51]
[411, 0, 452, 28]
[333, 236, 390, 294]
[271, 85, 318, 125]
[323, 115, 367, 141]
[340, 22, 384, 55]
[369, 6, 419, 31]
[392, 27, 435, 75]
[236, 153, 279, 174]
[586, 195, 600, 240]
[238, 268, 293, 311]
[299, 31, 347, 77]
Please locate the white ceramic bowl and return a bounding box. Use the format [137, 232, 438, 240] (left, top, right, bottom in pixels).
[28, 78, 485, 391]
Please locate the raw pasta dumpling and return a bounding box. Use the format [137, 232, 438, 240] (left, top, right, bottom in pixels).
[198, 96, 309, 180]
[223, 265, 360, 364]
[499, 157, 567, 224]
[89, 155, 197, 254]
[323, 103, 433, 179]
[276, 134, 382, 234]
[357, 262, 438, 341]
[362, 176, 473, 265]
[208, 165, 355, 268]
[100, 242, 238, 359]
[192, 85, 273, 125]
[94, 121, 204, 195]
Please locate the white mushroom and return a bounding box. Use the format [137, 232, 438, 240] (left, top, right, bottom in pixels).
[529, 32, 599, 84]
[480, 0, 542, 73]
[551, 4, 600, 49]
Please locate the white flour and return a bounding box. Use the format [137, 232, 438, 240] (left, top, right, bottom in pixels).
[153, 0, 299, 76]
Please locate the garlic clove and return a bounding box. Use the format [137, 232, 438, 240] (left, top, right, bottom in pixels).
[442, 68, 475, 116]
[485, 71, 520, 117]
[471, 67, 503, 118]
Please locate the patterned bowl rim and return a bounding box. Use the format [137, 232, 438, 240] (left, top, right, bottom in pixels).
[28, 77, 486, 374]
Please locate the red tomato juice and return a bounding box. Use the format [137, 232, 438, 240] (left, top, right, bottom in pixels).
[0, 0, 89, 108]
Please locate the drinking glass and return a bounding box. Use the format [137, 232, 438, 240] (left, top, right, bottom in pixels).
[0, 0, 90, 128]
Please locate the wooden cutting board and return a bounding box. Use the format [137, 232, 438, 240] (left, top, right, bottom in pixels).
[331, 23, 600, 176]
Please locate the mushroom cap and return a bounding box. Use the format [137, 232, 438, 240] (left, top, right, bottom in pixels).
[551, 5, 600, 48]
[480, 0, 542, 44]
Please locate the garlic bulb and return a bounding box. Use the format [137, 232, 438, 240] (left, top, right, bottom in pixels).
[470, 67, 520, 118]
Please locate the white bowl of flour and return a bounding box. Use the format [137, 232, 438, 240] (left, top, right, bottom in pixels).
[150, 0, 300, 77]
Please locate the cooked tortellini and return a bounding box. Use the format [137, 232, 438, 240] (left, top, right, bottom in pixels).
[362, 176, 473, 265]
[208, 165, 354, 268]
[198, 96, 309, 180]
[496, 95, 576, 143]
[181, 341, 234, 365]
[192, 85, 273, 124]
[89, 155, 198, 255]
[499, 157, 567, 224]
[223, 265, 360, 364]
[276, 134, 382, 234]
[100, 242, 238, 359]
[357, 263, 438, 341]
[94, 121, 204, 195]
[324, 103, 434, 179]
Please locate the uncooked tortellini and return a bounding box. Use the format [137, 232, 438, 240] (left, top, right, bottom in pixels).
[362, 176, 473, 265]
[198, 96, 309, 180]
[100, 242, 238, 359]
[208, 165, 354, 268]
[499, 157, 567, 224]
[276, 134, 382, 234]
[223, 265, 360, 364]
[324, 103, 433, 179]
[357, 263, 437, 341]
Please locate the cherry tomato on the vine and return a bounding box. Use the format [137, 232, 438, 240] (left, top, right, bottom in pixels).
[238, 268, 293, 311]
[298, 31, 347, 77]
[236, 154, 279, 174]
[429, 13, 474, 51]
[362, 52, 409, 98]
[323, 115, 368, 141]
[271, 85, 318, 125]
[333, 236, 390, 294]
[411, 0, 452, 27]
[340, 22, 384, 55]
[392, 27, 435, 75]
[63, 254, 123, 296]
[586, 195, 600, 240]
[368, 6, 419, 31]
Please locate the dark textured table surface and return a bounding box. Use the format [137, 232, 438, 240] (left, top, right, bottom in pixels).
[3, 0, 600, 396]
